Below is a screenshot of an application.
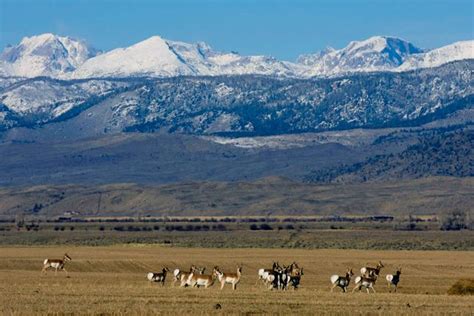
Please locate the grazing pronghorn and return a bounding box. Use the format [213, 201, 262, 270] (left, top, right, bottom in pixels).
[361, 261, 384, 279]
[188, 267, 216, 289]
[42, 253, 72, 275]
[179, 266, 206, 287]
[386, 268, 402, 292]
[147, 267, 170, 286]
[330, 269, 354, 293]
[215, 266, 242, 290]
[352, 275, 377, 293]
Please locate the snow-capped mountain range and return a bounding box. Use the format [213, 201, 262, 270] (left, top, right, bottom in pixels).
[0, 33, 472, 79]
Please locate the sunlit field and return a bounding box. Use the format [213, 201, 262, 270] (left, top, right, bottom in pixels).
[0, 246, 472, 315]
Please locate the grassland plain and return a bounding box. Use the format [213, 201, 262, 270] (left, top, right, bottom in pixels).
[0, 246, 473, 315]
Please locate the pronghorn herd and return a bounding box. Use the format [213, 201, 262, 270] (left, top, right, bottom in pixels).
[41, 255, 401, 293]
[330, 261, 402, 294]
[257, 261, 304, 290]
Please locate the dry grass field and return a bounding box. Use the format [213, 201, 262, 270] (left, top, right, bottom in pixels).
[0, 246, 473, 315]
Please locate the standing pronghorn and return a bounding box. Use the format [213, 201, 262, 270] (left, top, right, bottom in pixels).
[330, 269, 354, 293]
[42, 253, 72, 275]
[173, 265, 196, 286]
[257, 262, 280, 286]
[386, 268, 402, 292]
[215, 266, 242, 290]
[188, 267, 216, 289]
[352, 275, 377, 293]
[280, 262, 304, 290]
[179, 266, 206, 287]
[147, 267, 170, 286]
[361, 261, 384, 279]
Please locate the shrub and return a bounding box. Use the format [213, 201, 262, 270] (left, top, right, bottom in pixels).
[259, 224, 273, 230]
[447, 279, 474, 295]
[250, 224, 259, 230]
[441, 210, 467, 231]
[211, 224, 227, 231]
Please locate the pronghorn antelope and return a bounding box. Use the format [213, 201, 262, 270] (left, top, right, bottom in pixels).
[330, 269, 354, 293]
[281, 262, 304, 290]
[173, 265, 195, 286]
[179, 266, 206, 287]
[147, 267, 170, 286]
[263, 264, 284, 290]
[215, 266, 242, 290]
[188, 267, 216, 289]
[42, 253, 72, 275]
[257, 262, 280, 283]
[352, 275, 377, 293]
[386, 268, 402, 292]
[360, 261, 384, 279]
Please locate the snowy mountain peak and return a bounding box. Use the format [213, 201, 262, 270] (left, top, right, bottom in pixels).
[0, 33, 99, 77]
[398, 40, 474, 71]
[299, 36, 424, 76]
[71, 35, 300, 78]
[71, 35, 212, 78]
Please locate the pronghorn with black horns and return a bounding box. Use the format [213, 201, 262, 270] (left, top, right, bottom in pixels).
[147, 267, 170, 286]
[42, 253, 72, 275]
[360, 261, 384, 279]
[215, 265, 242, 290]
[330, 268, 354, 293]
[386, 267, 402, 292]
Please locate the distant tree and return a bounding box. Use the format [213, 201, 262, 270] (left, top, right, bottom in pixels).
[441, 210, 467, 231]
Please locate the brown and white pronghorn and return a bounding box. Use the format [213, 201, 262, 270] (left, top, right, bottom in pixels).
[215, 266, 242, 290]
[188, 267, 216, 289]
[386, 268, 402, 292]
[281, 262, 304, 290]
[330, 269, 353, 293]
[352, 275, 377, 293]
[42, 253, 72, 275]
[265, 264, 285, 290]
[173, 265, 196, 286]
[360, 261, 384, 279]
[147, 267, 170, 286]
[257, 262, 280, 286]
[179, 266, 206, 287]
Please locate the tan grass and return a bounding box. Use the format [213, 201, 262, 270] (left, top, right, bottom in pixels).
[0, 246, 473, 315]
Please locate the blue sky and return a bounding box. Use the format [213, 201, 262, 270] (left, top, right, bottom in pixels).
[0, 0, 472, 60]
